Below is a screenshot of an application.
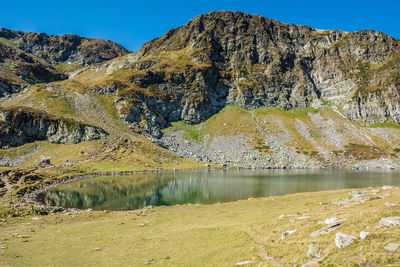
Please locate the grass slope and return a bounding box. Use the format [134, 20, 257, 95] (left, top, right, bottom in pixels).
[1, 186, 400, 266]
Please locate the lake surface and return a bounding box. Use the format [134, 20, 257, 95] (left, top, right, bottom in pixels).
[37, 169, 400, 210]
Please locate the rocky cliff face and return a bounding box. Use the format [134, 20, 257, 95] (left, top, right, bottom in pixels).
[0, 28, 130, 66]
[0, 108, 107, 148]
[87, 11, 399, 137]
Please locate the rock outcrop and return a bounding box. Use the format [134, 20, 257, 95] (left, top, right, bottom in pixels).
[0, 42, 67, 97]
[0, 107, 107, 148]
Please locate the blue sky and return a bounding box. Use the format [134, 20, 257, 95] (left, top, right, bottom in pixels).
[1, 0, 399, 51]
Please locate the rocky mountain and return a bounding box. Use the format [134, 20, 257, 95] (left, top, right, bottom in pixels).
[0, 28, 130, 66]
[0, 28, 130, 99]
[1, 11, 400, 170]
[79, 11, 399, 138]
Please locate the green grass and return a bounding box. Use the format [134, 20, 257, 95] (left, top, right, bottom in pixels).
[370, 122, 400, 130]
[54, 63, 82, 74]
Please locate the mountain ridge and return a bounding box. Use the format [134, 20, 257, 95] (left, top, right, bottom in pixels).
[1, 10, 400, 171]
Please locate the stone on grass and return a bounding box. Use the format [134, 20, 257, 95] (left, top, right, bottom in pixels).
[384, 201, 397, 207]
[383, 186, 393, 190]
[384, 243, 400, 252]
[334, 233, 356, 248]
[324, 217, 336, 224]
[379, 217, 400, 227]
[51, 207, 65, 213]
[235, 260, 252, 265]
[360, 231, 369, 240]
[93, 247, 101, 251]
[31, 217, 41, 221]
[306, 243, 320, 258]
[297, 216, 311, 220]
[281, 229, 297, 240]
[310, 219, 346, 237]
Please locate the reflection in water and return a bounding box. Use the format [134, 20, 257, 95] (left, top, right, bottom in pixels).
[37, 169, 400, 210]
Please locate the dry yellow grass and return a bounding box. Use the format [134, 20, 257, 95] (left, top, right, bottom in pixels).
[1, 186, 400, 266]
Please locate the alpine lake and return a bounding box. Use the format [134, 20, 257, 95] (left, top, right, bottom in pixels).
[36, 169, 400, 210]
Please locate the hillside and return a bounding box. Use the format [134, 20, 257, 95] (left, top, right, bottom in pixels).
[0, 11, 400, 197]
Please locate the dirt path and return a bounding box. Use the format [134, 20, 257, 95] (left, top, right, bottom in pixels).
[244, 229, 283, 266]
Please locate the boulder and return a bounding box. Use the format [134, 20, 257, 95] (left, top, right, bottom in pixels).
[310, 218, 346, 237]
[334, 233, 356, 248]
[379, 217, 400, 227]
[384, 243, 400, 252]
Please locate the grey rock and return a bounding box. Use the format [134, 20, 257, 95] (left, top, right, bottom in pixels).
[384, 201, 397, 207]
[310, 219, 346, 237]
[334, 233, 356, 248]
[281, 229, 297, 240]
[383, 185, 393, 190]
[51, 207, 65, 213]
[379, 217, 400, 227]
[384, 243, 400, 252]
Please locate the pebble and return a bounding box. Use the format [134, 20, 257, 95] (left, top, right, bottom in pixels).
[144, 258, 154, 264]
[384, 243, 400, 252]
[93, 247, 101, 251]
[31, 217, 41, 221]
[235, 260, 252, 265]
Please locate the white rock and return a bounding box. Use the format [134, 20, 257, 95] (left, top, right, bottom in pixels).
[325, 217, 337, 224]
[384, 243, 400, 252]
[297, 216, 311, 220]
[235, 260, 252, 266]
[384, 201, 397, 207]
[360, 231, 369, 240]
[278, 215, 285, 219]
[281, 229, 297, 240]
[379, 217, 400, 227]
[334, 233, 356, 248]
[383, 185, 393, 190]
[31, 217, 41, 221]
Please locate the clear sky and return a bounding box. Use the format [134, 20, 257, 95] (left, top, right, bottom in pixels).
[1, 0, 399, 51]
